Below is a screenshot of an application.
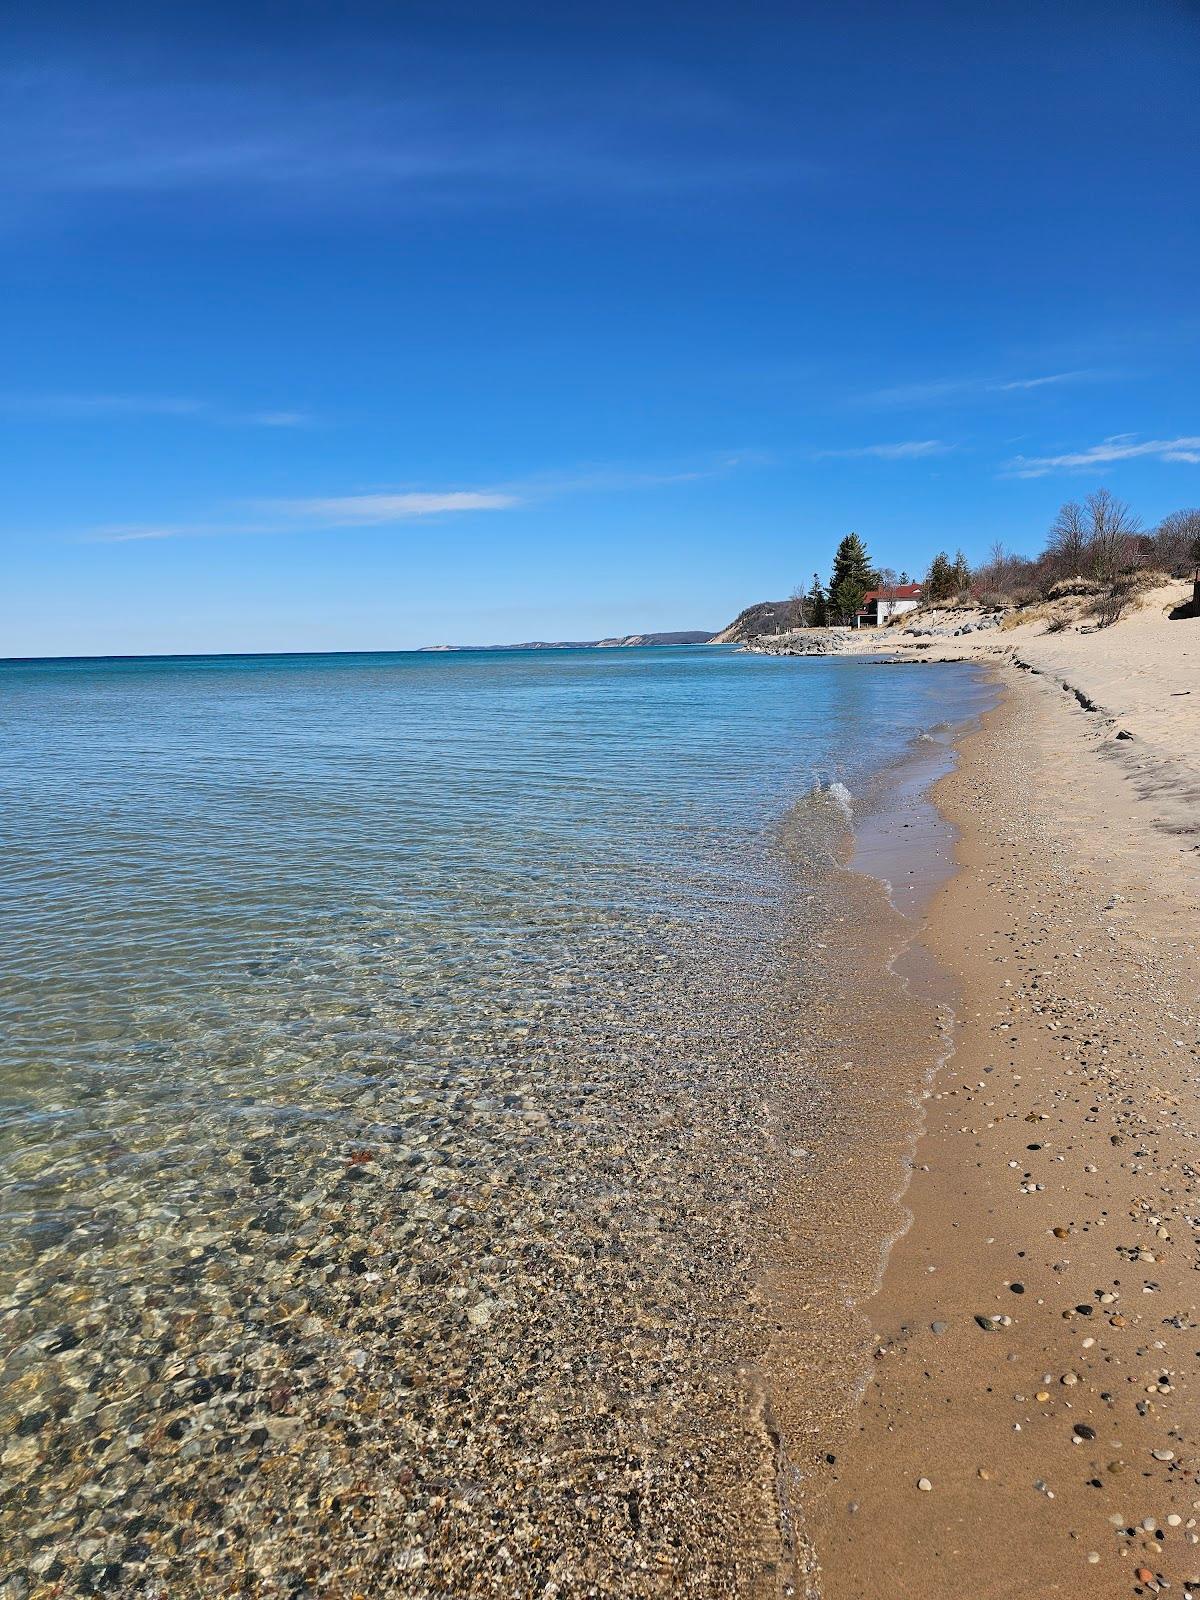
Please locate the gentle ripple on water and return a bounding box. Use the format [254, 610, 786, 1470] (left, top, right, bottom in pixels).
[0, 646, 989, 1597]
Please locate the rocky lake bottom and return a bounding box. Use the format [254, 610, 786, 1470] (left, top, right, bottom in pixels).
[0, 647, 995, 1598]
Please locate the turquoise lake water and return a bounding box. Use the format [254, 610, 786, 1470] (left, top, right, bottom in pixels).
[0, 645, 990, 1597]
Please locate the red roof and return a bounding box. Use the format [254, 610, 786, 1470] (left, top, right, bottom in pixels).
[861, 582, 922, 604]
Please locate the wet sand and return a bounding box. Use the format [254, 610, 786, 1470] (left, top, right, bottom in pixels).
[754, 690, 1003, 1596]
[803, 662, 1200, 1597]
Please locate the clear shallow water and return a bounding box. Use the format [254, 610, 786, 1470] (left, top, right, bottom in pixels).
[0, 646, 988, 1597]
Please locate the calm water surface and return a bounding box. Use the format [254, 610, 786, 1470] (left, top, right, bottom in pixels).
[0, 646, 987, 1598]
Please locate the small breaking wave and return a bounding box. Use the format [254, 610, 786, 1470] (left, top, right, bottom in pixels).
[810, 778, 853, 820]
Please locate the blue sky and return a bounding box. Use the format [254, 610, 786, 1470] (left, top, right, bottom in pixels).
[2, 0, 1198, 655]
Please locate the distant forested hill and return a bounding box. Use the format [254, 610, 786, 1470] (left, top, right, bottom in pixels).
[710, 600, 808, 643]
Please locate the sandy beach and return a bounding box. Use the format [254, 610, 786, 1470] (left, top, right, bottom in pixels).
[794, 582, 1200, 1596]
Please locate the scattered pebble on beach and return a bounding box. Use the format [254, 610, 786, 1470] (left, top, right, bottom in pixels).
[805, 661, 1200, 1598]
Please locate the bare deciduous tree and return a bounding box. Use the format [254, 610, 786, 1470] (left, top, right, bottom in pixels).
[1048, 500, 1088, 575]
[1086, 488, 1141, 583]
[875, 566, 899, 625]
[1153, 508, 1200, 576]
[974, 540, 1034, 605]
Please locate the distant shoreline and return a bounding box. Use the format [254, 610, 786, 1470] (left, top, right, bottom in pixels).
[1, 635, 722, 666]
[420, 629, 717, 652]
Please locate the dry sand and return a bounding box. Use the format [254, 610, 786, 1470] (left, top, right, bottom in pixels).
[799, 585, 1200, 1596]
[884, 578, 1200, 840]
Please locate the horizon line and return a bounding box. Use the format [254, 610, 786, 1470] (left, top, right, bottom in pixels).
[0, 637, 726, 666]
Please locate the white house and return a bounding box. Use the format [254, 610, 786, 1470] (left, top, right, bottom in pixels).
[856, 581, 923, 627]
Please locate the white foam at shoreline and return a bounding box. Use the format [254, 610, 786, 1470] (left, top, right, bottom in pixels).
[812, 778, 853, 819]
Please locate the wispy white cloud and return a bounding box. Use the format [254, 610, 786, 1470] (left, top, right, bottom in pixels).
[243, 410, 311, 429]
[991, 372, 1093, 393]
[88, 525, 217, 543]
[86, 494, 517, 543]
[1006, 434, 1200, 477]
[862, 370, 1102, 407]
[80, 449, 759, 543]
[260, 491, 520, 525]
[817, 439, 953, 460]
[0, 61, 802, 217]
[505, 452, 765, 496]
[0, 392, 312, 427]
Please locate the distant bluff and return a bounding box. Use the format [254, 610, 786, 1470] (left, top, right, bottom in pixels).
[421, 629, 714, 652]
[710, 598, 808, 643]
[595, 630, 714, 648]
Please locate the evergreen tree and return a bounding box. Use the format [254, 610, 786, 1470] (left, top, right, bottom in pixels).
[828, 532, 879, 626]
[924, 550, 956, 601]
[805, 571, 827, 627]
[829, 532, 878, 594]
[832, 575, 867, 626]
[951, 548, 972, 594]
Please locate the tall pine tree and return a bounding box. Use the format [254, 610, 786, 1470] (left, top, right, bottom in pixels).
[828, 532, 879, 625]
[806, 571, 827, 627]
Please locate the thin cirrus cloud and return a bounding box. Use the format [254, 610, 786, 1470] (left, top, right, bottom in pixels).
[262, 491, 521, 525]
[861, 370, 1102, 407]
[499, 453, 766, 495]
[81, 452, 755, 543]
[816, 439, 953, 460]
[89, 492, 518, 543]
[256, 458, 750, 527]
[0, 392, 311, 427]
[0, 60, 800, 216]
[1006, 434, 1200, 478]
